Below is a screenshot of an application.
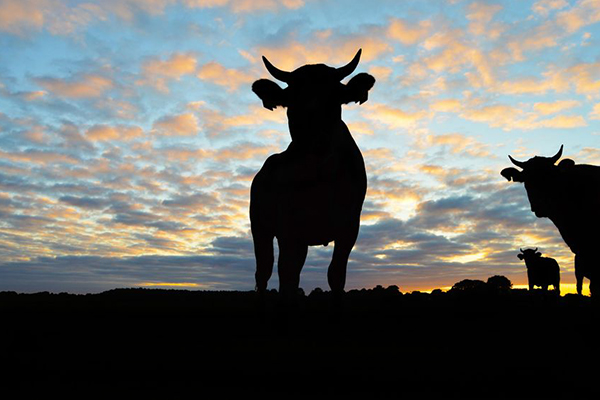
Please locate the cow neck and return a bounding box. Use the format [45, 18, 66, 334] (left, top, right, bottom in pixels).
[287, 118, 344, 156]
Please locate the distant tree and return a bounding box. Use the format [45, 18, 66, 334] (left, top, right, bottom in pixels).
[487, 275, 512, 291]
[385, 285, 400, 295]
[450, 279, 487, 292]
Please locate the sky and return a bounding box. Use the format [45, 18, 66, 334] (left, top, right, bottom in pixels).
[0, 0, 599, 295]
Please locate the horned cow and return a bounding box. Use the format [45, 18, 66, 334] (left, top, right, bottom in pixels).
[518, 248, 560, 294]
[250, 49, 375, 298]
[501, 145, 600, 295]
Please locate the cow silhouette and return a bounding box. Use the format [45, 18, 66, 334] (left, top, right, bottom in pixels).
[517, 248, 560, 293]
[250, 49, 375, 297]
[501, 145, 600, 295]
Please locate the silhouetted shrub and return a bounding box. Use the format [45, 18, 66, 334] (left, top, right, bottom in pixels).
[384, 285, 401, 296]
[487, 275, 512, 291]
[450, 279, 487, 292]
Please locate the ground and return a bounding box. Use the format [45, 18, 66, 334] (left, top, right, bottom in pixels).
[1, 287, 598, 397]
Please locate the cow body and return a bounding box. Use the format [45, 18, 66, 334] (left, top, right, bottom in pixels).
[518, 248, 560, 293]
[250, 50, 375, 297]
[501, 146, 600, 295]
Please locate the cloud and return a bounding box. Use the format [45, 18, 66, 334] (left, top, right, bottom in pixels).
[532, 0, 569, 17]
[34, 74, 114, 99]
[86, 124, 144, 141]
[430, 99, 462, 113]
[466, 2, 504, 38]
[386, 18, 431, 45]
[590, 103, 600, 120]
[0, 0, 169, 36]
[59, 195, 110, 210]
[424, 133, 492, 158]
[256, 34, 392, 71]
[152, 113, 199, 136]
[555, 0, 600, 33]
[183, 0, 305, 13]
[533, 100, 581, 115]
[362, 102, 428, 130]
[196, 62, 254, 92]
[136, 53, 197, 93]
[429, 95, 588, 131]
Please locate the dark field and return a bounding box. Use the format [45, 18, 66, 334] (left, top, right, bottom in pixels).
[2, 287, 599, 397]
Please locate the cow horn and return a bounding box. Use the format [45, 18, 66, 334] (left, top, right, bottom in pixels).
[534, 248, 538, 252]
[336, 49, 362, 80]
[508, 155, 527, 169]
[262, 56, 291, 83]
[549, 144, 563, 164]
[520, 248, 524, 252]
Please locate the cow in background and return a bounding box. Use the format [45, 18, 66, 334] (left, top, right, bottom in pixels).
[518, 248, 560, 293]
[501, 145, 600, 295]
[250, 49, 375, 299]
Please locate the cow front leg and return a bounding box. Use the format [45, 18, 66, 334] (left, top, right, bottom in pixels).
[253, 232, 274, 293]
[328, 223, 359, 294]
[276, 238, 308, 298]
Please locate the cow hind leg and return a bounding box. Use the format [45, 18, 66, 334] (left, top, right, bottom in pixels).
[575, 254, 584, 295]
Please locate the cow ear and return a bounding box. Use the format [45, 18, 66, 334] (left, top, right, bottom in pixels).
[558, 158, 575, 169]
[517, 254, 524, 260]
[342, 73, 375, 105]
[501, 167, 525, 182]
[252, 79, 286, 111]
[535, 252, 541, 257]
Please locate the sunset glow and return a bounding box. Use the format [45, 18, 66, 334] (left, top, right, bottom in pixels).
[0, 0, 598, 294]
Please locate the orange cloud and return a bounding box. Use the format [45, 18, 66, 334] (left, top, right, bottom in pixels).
[532, 0, 569, 16]
[0, 0, 49, 36]
[196, 62, 254, 92]
[152, 113, 199, 136]
[0, 149, 79, 165]
[534, 114, 587, 128]
[362, 103, 428, 130]
[533, 100, 580, 115]
[460, 102, 587, 131]
[86, 124, 144, 141]
[387, 18, 431, 45]
[466, 2, 504, 38]
[430, 99, 462, 113]
[137, 53, 197, 93]
[257, 36, 392, 71]
[35, 74, 113, 98]
[183, 0, 304, 13]
[212, 142, 278, 162]
[425, 133, 492, 158]
[555, 0, 600, 33]
[590, 103, 600, 120]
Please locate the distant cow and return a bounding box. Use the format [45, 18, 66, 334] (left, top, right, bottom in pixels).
[250, 50, 375, 297]
[501, 145, 600, 296]
[518, 248, 560, 293]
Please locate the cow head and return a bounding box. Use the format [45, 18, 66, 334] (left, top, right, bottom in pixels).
[518, 248, 542, 262]
[252, 49, 375, 144]
[501, 145, 575, 218]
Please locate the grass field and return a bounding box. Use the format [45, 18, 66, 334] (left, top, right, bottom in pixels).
[1, 287, 598, 397]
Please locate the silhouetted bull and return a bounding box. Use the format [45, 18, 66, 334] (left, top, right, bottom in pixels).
[517, 248, 560, 293]
[250, 50, 375, 297]
[501, 145, 600, 295]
